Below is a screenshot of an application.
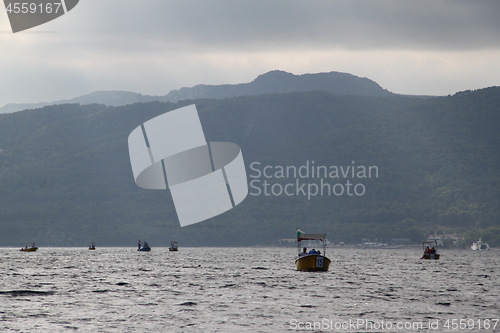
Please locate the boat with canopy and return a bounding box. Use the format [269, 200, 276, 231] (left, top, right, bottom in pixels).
[421, 240, 440, 260]
[169, 241, 178, 251]
[295, 229, 331, 271]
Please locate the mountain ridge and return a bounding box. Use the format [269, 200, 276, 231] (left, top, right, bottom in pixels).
[0, 70, 394, 113]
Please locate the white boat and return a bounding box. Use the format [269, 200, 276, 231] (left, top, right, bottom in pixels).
[471, 239, 490, 250]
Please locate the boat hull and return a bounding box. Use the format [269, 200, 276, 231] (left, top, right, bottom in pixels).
[295, 254, 331, 271]
[169, 248, 178, 251]
[421, 254, 440, 260]
[471, 244, 490, 250]
[138, 248, 151, 251]
[20, 247, 38, 252]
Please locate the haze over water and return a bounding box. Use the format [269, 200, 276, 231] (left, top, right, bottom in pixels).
[1, 247, 498, 332]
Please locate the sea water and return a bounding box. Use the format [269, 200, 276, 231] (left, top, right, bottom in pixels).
[0, 247, 498, 332]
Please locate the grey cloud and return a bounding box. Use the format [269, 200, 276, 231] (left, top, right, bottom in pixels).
[74, 0, 500, 51]
[1, 0, 499, 107]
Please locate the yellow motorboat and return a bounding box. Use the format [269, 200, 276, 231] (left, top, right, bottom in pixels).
[421, 240, 440, 260]
[20, 243, 38, 252]
[295, 229, 331, 271]
[296, 253, 331, 271]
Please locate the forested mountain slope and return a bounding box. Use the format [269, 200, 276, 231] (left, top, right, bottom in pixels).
[0, 87, 498, 246]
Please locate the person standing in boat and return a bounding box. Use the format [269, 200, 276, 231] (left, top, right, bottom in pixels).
[299, 247, 308, 257]
[138, 240, 141, 250]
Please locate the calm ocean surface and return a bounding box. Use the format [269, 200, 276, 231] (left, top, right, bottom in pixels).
[0, 247, 498, 332]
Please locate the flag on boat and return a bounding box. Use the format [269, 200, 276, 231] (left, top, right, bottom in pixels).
[296, 229, 303, 240]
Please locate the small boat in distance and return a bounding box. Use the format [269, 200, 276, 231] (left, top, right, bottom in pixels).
[137, 240, 151, 251]
[471, 238, 490, 250]
[169, 241, 178, 251]
[89, 242, 96, 250]
[421, 240, 440, 260]
[295, 229, 331, 271]
[20, 243, 38, 252]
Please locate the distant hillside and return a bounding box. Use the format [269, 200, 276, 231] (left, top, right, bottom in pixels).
[0, 70, 392, 113]
[0, 91, 159, 114]
[0, 87, 498, 247]
[160, 70, 393, 102]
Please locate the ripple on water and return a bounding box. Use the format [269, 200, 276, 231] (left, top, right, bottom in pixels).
[0, 247, 498, 332]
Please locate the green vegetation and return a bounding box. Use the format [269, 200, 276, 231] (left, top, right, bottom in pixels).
[0, 87, 498, 246]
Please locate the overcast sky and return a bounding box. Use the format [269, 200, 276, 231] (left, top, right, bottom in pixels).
[1, 0, 499, 107]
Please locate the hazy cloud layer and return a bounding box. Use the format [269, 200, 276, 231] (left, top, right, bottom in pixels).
[70, 0, 500, 51]
[1, 0, 499, 106]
